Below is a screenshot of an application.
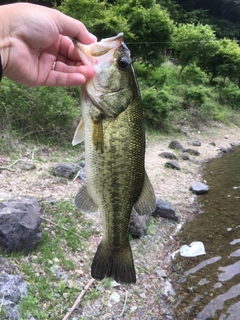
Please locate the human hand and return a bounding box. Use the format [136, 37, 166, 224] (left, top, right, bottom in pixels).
[0, 3, 96, 87]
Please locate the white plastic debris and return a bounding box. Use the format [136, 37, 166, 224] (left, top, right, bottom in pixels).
[180, 241, 206, 257]
[171, 241, 206, 258]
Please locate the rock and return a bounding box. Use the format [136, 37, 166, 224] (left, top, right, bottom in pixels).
[185, 148, 200, 156]
[168, 140, 185, 152]
[155, 267, 167, 278]
[78, 161, 85, 168]
[219, 146, 227, 152]
[139, 292, 147, 299]
[18, 161, 36, 171]
[164, 161, 180, 170]
[159, 152, 178, 160]
[209, 142, 216, 146]
[190, 182, 210, 195]
[0, 196, 42, 253]
[110, 292, 120, 303]
[218, 146, 235, 153]
[181, 153, 190, 160]
[52, 163, 79, 179]
[50, 265, 68, 279]
[78, 167, 86, 181]
[190, 158, 199, 164]
[152, 199, 179, 222]
[0, 273, 28, 320]
[129, 208, 148, 238]
[111, 280, 120, 287]
[187, 140, 201, 146]
[67, 279, 79, 289]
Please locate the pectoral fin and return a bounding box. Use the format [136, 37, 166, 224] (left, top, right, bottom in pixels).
[134, 171, 156, 215]
[74, 185, 98, 213]
[72, 119, 85, 146]
[92, 119, 104, 153]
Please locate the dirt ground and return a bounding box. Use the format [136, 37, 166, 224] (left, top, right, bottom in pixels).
[1, 122, 240, 319]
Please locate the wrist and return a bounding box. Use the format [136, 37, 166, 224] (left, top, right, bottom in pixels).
[0, 55, 2, 81]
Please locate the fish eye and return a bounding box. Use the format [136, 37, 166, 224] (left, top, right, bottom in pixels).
[117, 57, 129, 70]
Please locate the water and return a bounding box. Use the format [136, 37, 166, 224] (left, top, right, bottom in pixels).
[171, 146, 240, 320]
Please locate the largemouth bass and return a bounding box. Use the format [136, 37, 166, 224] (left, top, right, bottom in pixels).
[73, 33, 156, 284]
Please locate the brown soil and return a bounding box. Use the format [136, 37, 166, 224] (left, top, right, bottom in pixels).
[1, 122, 240, 319]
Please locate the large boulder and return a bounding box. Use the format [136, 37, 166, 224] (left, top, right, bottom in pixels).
[0, 196, 42, 253]
[52, 163, 79, 179]
[152, 199, 179, 222]
[169, 140, 185, 152]
[164, 161, 181, 170]
[184, 148, 200, 156]
[129, 209, 148, 238]
[187, 140, 201, 147]
[159, 152, 178, 160]
[190, 182, 210, 195]
[0, 273, 28, 320]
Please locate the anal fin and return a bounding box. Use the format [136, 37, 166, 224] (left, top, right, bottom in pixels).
[74, 185, 98, 214]
[134, 171, 156, 215]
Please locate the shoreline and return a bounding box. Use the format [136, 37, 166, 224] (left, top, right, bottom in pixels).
[145, 122, 240, 319]
[146, 122, 240, 217]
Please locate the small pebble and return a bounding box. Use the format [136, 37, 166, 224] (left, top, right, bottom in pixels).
[110, 292, 120, 303]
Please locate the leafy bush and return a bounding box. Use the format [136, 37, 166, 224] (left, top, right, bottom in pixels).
[0, 78, 80, 143]
[181, 64, 209, 85]
[142, 87, 173, 128]
[183, 85, 210, 109]
[200, 100, 233, 123]
[220, 82, 240, 109]
[135, 63, 179, 89]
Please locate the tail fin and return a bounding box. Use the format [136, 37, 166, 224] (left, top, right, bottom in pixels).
[91, 241, 136, 284]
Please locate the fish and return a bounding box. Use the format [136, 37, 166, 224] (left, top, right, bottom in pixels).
[72, 33, 156, 284]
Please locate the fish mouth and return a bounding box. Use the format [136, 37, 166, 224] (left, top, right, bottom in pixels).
[74, 33, 131, 117]
[73, 33, 124, 67]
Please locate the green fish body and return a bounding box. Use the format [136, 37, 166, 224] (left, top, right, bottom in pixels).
[73, 33, 156, 284]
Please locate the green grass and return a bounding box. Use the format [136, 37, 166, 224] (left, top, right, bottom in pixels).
[0, 306, 6, 319]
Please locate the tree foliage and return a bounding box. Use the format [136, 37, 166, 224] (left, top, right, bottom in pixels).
[172, 23, 219, 72]
[2, 0, 240, 144]
[59, 0, 131, 40]
[174, 0, 240, 40]
[113, 0, 174, 62]
[59, 0, 174, 64]
[201, 38, 240, 84]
